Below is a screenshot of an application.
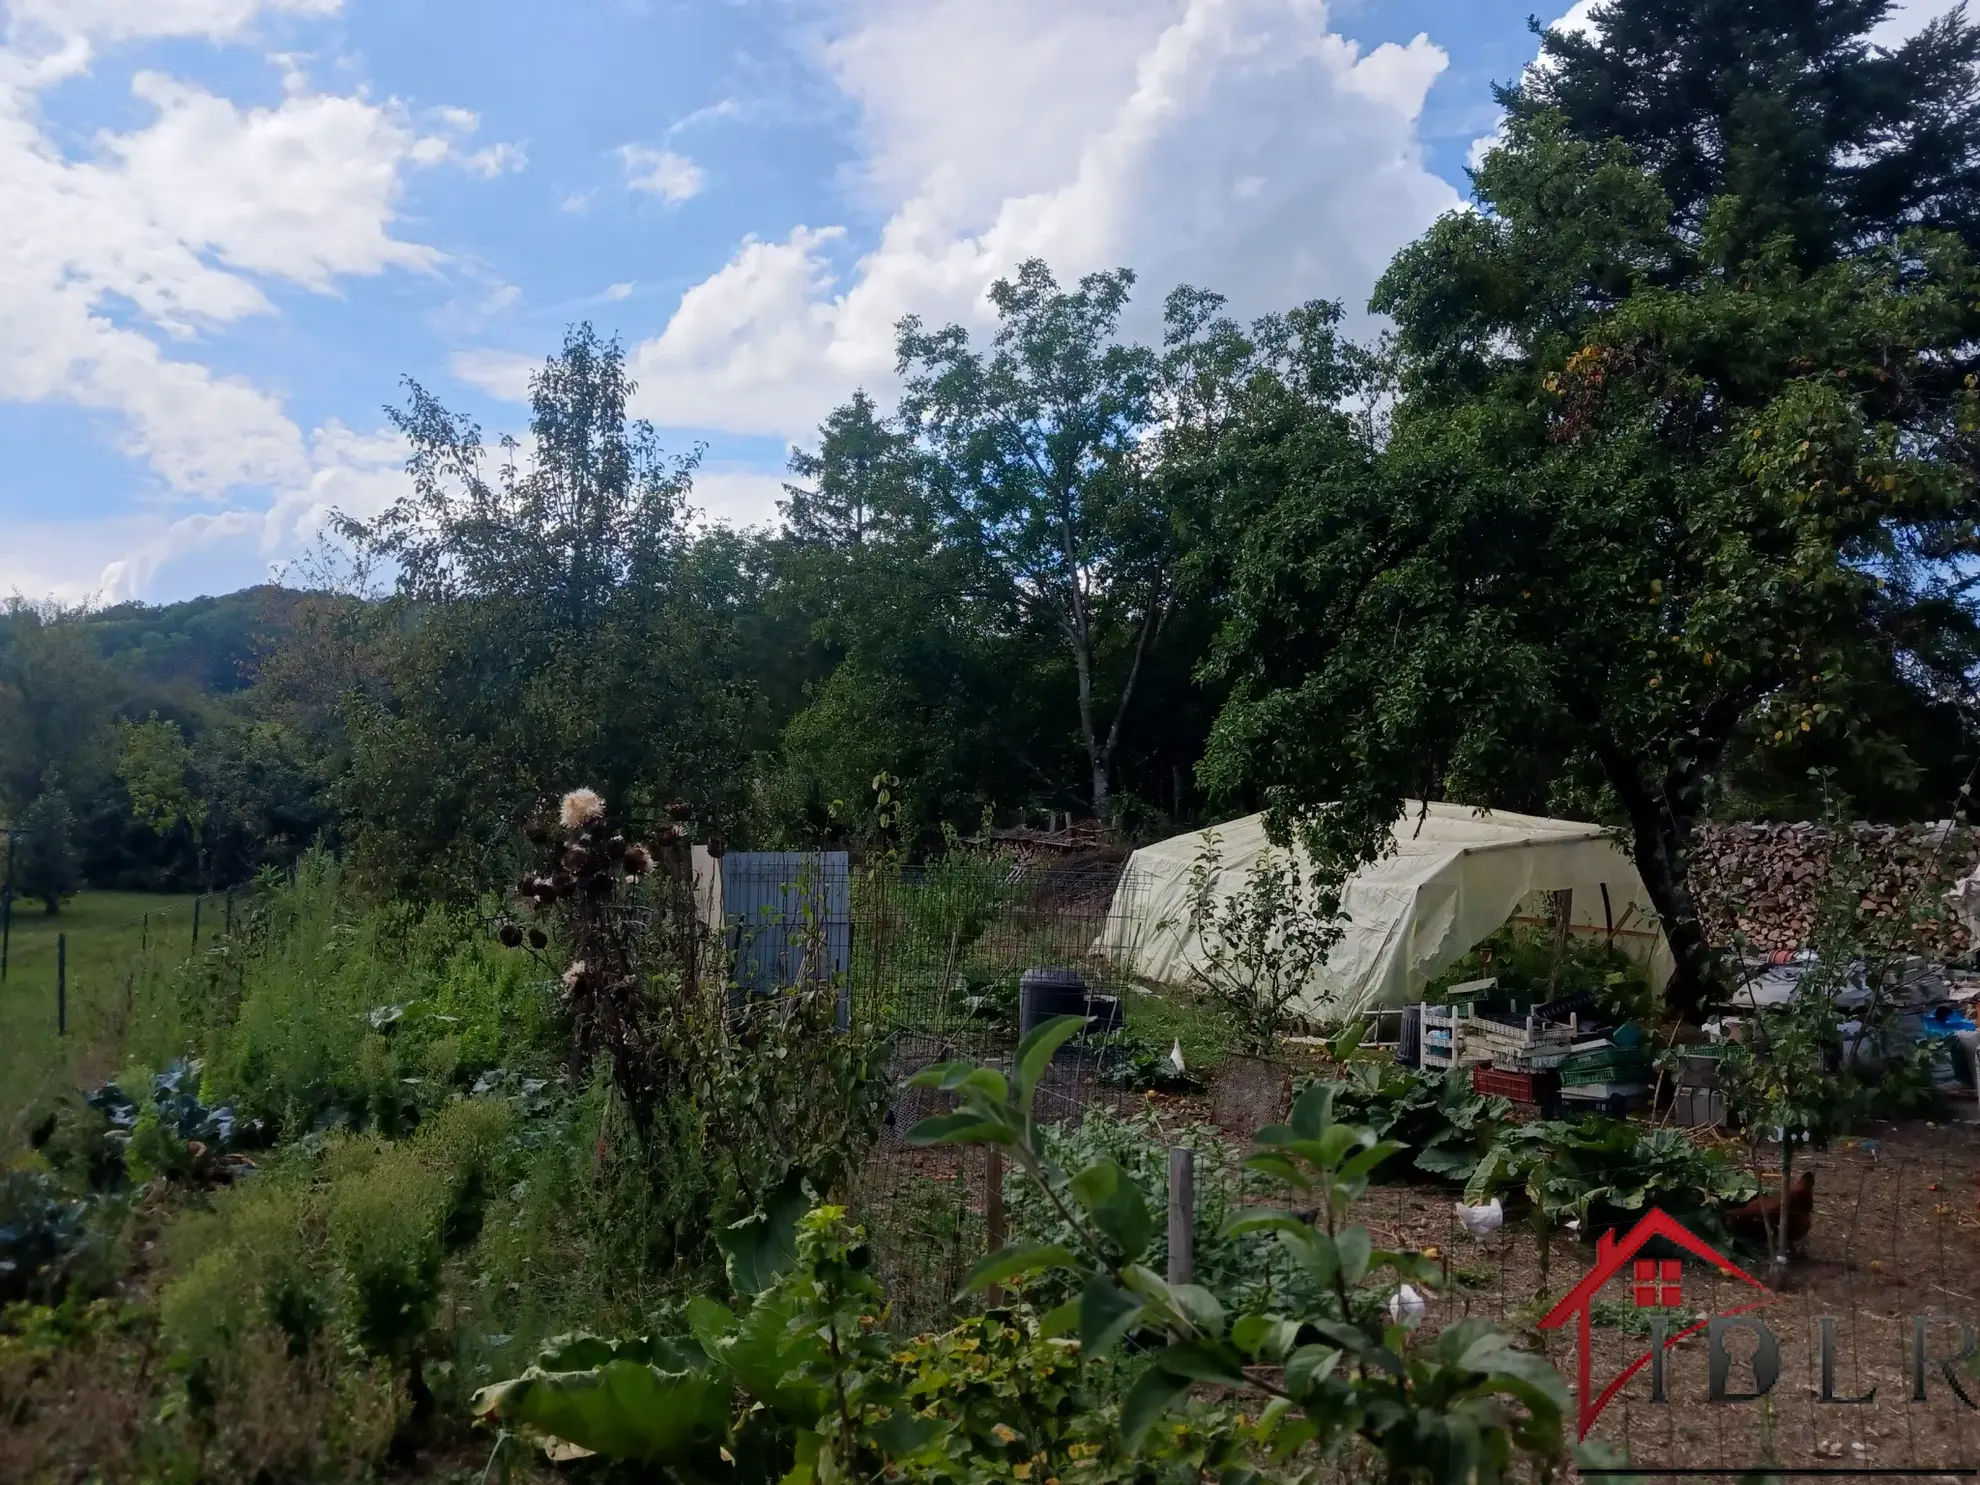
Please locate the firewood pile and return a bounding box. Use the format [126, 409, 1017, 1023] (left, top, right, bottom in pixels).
[1688, 820, 1980, 955]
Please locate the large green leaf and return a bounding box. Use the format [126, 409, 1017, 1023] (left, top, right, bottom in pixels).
[689, 1292, 828, 1422]
[1120, 1363, 1193, 1452]
[956, 1241, 1077, 1297]
[1014, 1013, 1091, 1112]
[1078, 1272, 1144, 1357]
[1069, 1158, 1152, 1260]
[473, 1358, 732, 1467]
[717, 1173, 810, 1296]
[903, 1110, 1014, 1146]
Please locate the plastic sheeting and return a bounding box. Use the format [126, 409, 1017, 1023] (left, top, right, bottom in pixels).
[1098, 803, 1673, 1019]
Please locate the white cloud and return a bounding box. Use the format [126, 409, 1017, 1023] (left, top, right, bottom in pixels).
[581, 0, 1458, 441]
[0, 56, 444, 497]
[618, 142, 705, 202]
[0, 0, 524, 598]
[462, 140, 527, 177]
[604, 281, 634, 300]
[667, 97, 743, 137]
[1, 420, 411, 602]
[450, 347, 534, 401]
[690, 465, 788, 529]
[4, 0, 339, 48]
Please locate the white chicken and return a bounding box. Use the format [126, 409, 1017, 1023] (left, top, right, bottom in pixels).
[1453, 1197, 1504, 1239]
[1388, 1284, 1427, 1326]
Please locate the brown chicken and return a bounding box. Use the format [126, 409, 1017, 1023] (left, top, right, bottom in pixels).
[1725, 1170, 1815, 1250]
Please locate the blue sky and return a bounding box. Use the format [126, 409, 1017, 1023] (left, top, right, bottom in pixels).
[0, 0, 1956, 602]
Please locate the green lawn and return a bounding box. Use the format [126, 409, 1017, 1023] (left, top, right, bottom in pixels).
[0, 889, 203, 1141]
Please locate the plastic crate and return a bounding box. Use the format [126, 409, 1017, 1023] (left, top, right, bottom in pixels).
[1471, 1063, 1561, 1105]
[1559, 1047, 1649, 1086]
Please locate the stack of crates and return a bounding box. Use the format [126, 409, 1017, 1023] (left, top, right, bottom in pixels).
[1465, 1009, 1578, 1071]
[1672, 1046, 1728, 1127]
[1557, 1039, 1650, 1115]
[1418, 1003, 1486, 1071]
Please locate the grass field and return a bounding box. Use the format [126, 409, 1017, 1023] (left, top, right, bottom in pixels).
[0, 888, 203, 1138]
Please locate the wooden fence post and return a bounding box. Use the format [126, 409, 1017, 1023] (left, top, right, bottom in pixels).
[57, 932, 66, 1037]
[985, 1144, 1006, 1306]
[1168, 1147, 1195, 1287]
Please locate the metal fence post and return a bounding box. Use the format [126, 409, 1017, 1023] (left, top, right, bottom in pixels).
[1, 892, 10, 983]
[984, 1144, 1007, 1306]
[57, 932, 66, 1037]
[1167, 1147, 1195, 1288]
[225, 889, 234, 937]
[191, 897, 200, 950]
[142, 912, 148, 953]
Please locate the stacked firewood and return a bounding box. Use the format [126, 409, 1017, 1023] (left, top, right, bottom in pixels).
[1687, 821, 1980, 955]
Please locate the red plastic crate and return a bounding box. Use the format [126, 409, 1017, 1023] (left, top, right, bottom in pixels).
[1471, 1063, 1561, 1106]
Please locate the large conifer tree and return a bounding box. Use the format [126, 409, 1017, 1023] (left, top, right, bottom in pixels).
[1505, 0, 1980, 263]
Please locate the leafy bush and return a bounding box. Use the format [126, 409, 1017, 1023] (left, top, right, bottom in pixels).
[1324, 1062, 1512, 1183]
[478, 1026, 1571, 1483]
[0, 1172, 105, 1305]
[1007, 1108, 1324, 1317]
[86, 1059, 253, 1186]
[477, 1203, 1249, 1483]
[1426, 921, 1656, 1025]
[1464, 1119, 1759, 1243]
[164, 855, 553, 1139]
[1161, 831, 1341, 1057]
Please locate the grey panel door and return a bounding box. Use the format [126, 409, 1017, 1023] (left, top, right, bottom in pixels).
[720, 852, 852, 1005]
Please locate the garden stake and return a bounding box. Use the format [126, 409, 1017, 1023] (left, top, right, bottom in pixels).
[1, 891, 9, 983]
[1167, 1146, 1195, 1287]
[192, 896, 200, 950]
[57, 932, 66, 1036]
[984, 1144, 1006, 1306]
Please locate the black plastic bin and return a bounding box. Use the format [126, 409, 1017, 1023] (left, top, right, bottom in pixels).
[1018, 967, 1121, 1050]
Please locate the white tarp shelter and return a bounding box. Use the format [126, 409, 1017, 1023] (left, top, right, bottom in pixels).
[1100, 802, 1672, 1019]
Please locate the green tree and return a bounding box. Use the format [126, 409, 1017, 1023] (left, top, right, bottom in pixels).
[1506, 0, 1980, 266]
[0, 601, 113, 818]
[897, 261, 1177, 821]
[17, 788, 81, 914]
[769, 390, 1055, 845]
[118, 715, 205, 840]
[1203, 112, 1980, 1017]
[335, 325, 755, 898]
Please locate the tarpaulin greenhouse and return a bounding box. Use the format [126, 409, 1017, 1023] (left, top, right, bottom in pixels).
[1098, 803, 1673, 1018]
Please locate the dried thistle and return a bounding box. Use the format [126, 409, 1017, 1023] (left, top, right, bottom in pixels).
[622, 844, 654, 876]
[560, 787, 606, 832]
[561, 960, 591, 996]
[496, 923, 524, 948]
[528, 927, 548, 949]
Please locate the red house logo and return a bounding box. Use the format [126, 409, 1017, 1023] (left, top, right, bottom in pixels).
[1538, 1208, 1777, 1441]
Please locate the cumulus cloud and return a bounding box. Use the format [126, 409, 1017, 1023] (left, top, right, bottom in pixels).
[595, 0, 1460, 441]
[618, 143, 705, 202]
[0, 0, 515, 598]
[690, 465, 790, 529]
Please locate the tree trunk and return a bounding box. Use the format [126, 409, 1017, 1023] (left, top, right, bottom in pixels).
[1618, 794, 1719, 1020]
